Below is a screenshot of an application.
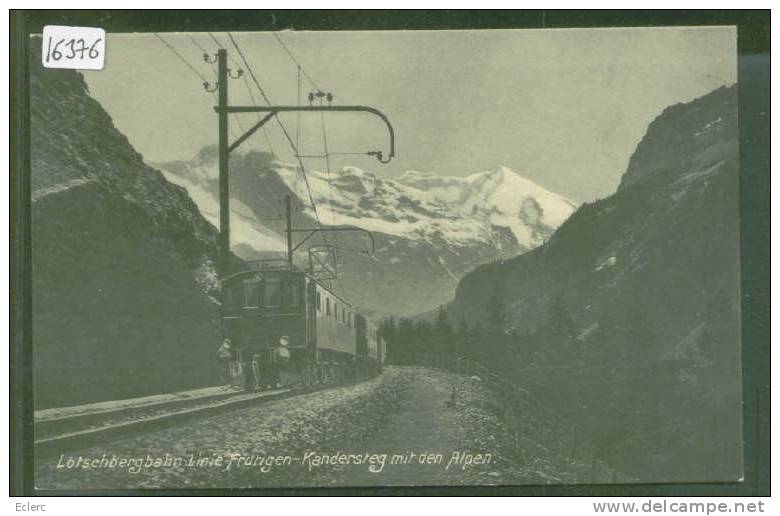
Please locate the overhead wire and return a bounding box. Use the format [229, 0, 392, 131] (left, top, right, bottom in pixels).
[225, 33, 323, 223]
[187, 33, 210, 56]
[225, 31, 336, 279]
[226, 32, 367, 292]
[154, 33, 209, 83]
[272, 32, 321, 91]
[189, 34, 248, 139]
[208, 32, 277, 156]
[276, 35, 346, 287]
[271, 32, 370, 290]
[155, 33, 239, 140]
[318, 95, 340, 280]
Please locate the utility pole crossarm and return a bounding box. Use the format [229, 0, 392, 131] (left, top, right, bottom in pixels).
[210, 43, 396, 280]
[228, 112, 275, 153]
[215, 105, 395, 162]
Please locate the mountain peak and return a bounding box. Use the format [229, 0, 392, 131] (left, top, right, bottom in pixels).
[157, 150, 577, 252]
[399, 169, 435, 181]
[487, 164, 514, 177]
[337, 165, 375, 179]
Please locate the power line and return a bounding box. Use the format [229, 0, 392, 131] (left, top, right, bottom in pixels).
[194, 33, 286, 220]
[154, 33, 209, 84]
[272, 34, 358, 293]
[208, 32, 242, 67]
[187, 33, 209, 56]
[153, 34, 286, 252]
[272, 32, 321, 91]
[226, 33, 360, 293]
[319, 98, 334, 225]
[225, 31, 336, 284]
[317, 98, 351, 295]
[207, 32, 277, 156]
[155, 32, 240, 141]
[240, 75, 277, 156]
[226, 33, 324, 228]
[187, 34, 249, 139]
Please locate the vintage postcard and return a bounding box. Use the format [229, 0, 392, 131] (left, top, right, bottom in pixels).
[28, 26, 743, 490]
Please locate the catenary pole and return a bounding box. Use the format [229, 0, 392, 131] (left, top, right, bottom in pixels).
[217, 49, 230, 276]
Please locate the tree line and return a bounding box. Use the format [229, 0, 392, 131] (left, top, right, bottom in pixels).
[379, 292, 733, 482]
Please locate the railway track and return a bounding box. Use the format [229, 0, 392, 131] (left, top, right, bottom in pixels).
[34, 386, 296, 457]
[35, 374, 385, 458]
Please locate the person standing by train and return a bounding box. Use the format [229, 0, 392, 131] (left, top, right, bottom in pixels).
[244, 353, 256, 391]
[250, 353, 262, 390]
[272, 336, 291, 388]
[217, 338, 233, 389]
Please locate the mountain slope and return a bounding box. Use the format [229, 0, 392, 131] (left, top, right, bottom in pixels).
[157, 152, 576, 316]
[397, 166, 576, 247]
[449, 85, 741, 481]
[31, 42, 227, 408]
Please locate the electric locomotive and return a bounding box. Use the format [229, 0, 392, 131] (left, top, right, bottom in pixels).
[219, 261, 384, 387]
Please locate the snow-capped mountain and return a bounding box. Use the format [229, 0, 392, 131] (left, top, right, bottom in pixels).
[160, 148, 576, 252]
[397, 167, 577, 248]
[156, 147, 576, 316]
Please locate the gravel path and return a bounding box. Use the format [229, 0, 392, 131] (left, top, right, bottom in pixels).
[34, 367, 547, 490]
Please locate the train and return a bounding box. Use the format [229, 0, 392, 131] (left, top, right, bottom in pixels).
[219, 261, 385, 388]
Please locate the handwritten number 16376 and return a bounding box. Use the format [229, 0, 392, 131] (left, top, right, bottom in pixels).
[45, 37, 102, 62]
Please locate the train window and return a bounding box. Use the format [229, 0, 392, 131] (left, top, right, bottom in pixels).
[243, 279, 261, 308]
[334, 303, 338, 319]
[282, 280, 299, 307]
[291, 282, 299, 306]
[263, 278, 281, 307]
[316, 291, 321, 312]
[326, 297, 331, 315]
[222, 285, 235, 310]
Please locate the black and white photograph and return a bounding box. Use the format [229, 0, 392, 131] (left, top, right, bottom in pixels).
[9, 11, 770, 496]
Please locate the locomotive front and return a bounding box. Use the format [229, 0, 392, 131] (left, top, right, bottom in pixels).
[220, 268, 313, 383]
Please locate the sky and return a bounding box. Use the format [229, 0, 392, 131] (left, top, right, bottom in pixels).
[83, 27, 736, 202]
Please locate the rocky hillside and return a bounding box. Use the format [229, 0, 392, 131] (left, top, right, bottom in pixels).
[448, 85, 742, 482]
[158, 150, 575, 316]
[30, 40, 229, 409]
